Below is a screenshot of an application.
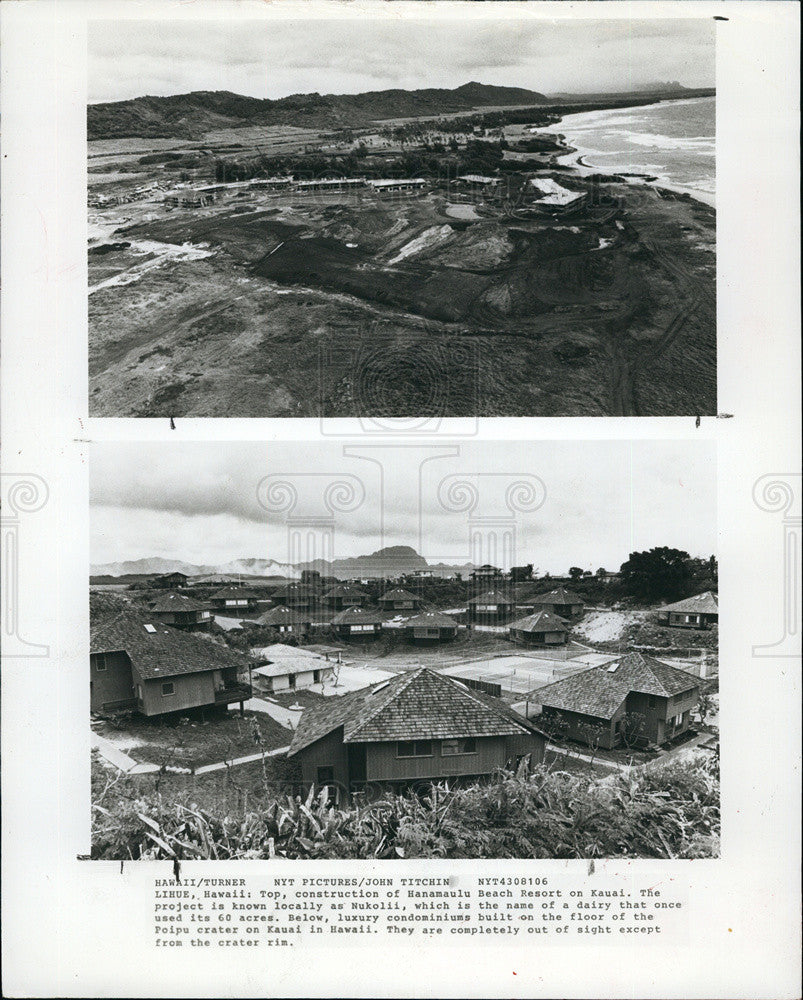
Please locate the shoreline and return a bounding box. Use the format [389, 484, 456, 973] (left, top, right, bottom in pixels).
[547, 97, 715, 208]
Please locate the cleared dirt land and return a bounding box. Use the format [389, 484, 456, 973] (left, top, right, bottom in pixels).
[89, 155, 715, 418]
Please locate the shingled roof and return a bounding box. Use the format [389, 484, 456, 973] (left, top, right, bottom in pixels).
[508, 610, 569, 632]
[325, 584, 367, 598]
[210, 587, 258, 600]
[257, 605, 309, 626]
[403, 610, 459, 629]
[659, 591, 718, 615]
[331, 606, 383, 626]
[379, 588, 419, 602]
[273, 583, 316, 598]
[534, 652, 700, 720]
[147, 592, 209, 614]
[468, 589, 514, 605]
[289, 667, 535, 755]
[532, 587, 583, 605]
[91, 606, 247, 680]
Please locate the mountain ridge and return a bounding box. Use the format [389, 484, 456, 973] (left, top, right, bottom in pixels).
[91, 546, 474, 581]
[87, 81, 555, 140]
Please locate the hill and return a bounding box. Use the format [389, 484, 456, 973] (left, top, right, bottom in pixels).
[87, 81, 553, 140]
[90, 546, 472, 581]
[90, 556, 299, 579]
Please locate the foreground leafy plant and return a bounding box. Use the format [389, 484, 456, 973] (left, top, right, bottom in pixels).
[92, 751, 719, 861]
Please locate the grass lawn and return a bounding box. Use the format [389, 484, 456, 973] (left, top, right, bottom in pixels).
[268, 688, 328, 711]
[544, 749, 615, 777]
[94, 708, 292, 769]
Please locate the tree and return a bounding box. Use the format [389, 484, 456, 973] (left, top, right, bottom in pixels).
[619, 712, 647, 750]
[510, 564, 533, 583]
[568, 567, 583, 581]
[596, 568, 608, 578]
[696, 692, 717, 727]
[619, 547, 692, 603]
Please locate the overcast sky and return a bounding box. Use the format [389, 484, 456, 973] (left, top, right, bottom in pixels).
[88, 18, 714, 104]
[90, 440, 717, 573]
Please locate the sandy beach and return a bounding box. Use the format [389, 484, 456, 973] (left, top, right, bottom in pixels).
[543, 97, 715, 207]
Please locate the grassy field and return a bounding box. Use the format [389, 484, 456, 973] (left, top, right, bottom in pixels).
[93, 709, 292, 769]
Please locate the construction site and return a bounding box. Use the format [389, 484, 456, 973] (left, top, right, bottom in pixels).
[88, 113, 716, 418]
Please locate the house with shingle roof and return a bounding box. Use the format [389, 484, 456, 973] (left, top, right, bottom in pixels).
[656, 591, 718, 629]
[209, 587, 260, 614]
[146, 592, 212, 631]
[378, 588, 423, 613]
[533, 652, 701, 749]
[508, 610, 569, 647]
[467, 589, 515, 624]
[403, 610, 459, 645]
[272, 582, 318, 611]
[330, 606, 383, 641]
[530, 587, 584, 619]
[151, 571, 189, 589]
[324, 583, 368, 611]
[288, 667, 547, 791]
[90, 606, 251, 716]
[256, 605, 310, 638]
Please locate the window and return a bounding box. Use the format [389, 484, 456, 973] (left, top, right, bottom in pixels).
[313, 670, 321, 684]
[316, 766, 334, 785]
[95, 654, 107, 672]
[352, 624, 375, 632]
[397, 740, 433, 758]
[161, 682, 175, 697]
[441, 738, 477, 756]
[425, 628, 440, 638]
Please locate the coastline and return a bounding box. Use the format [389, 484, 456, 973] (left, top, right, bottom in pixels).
[546, 97, 715, 208]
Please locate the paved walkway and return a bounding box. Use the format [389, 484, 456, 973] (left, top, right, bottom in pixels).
[547, 730, 717, 775]
[234, 697, 301, 729]
[546, 743, 624, 771]
[91, 731, 290, 776]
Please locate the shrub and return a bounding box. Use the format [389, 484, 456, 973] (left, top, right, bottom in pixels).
[92, 752, 719, 861]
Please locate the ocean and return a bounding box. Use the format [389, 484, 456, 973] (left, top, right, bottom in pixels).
[543, 96, 715, 206]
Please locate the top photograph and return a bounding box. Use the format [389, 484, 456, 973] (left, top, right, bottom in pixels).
[87, 16, 716, 419]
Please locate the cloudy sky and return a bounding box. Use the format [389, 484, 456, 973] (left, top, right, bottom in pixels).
[90, 440, 717, 573]
[88, 18, 714, 104]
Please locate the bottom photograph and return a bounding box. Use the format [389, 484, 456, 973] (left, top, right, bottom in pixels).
[88, 439, 719, 860]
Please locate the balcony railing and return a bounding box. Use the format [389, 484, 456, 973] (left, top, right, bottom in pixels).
[214, 683, 252, 704]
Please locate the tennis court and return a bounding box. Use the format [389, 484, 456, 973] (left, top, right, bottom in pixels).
[443, 654, 587, 695]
